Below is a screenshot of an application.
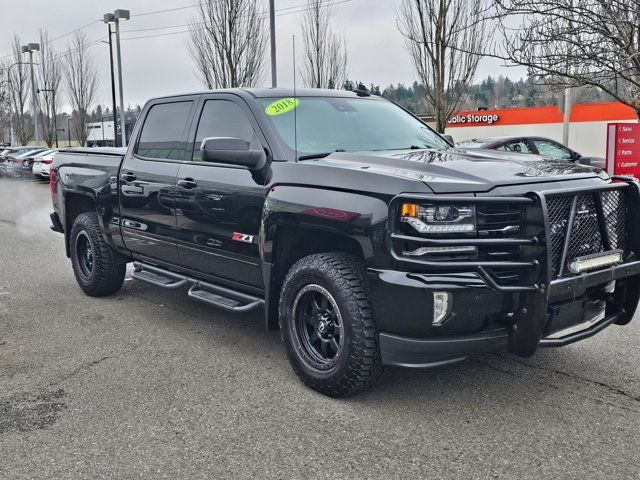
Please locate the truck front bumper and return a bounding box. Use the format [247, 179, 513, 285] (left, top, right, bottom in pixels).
[379, 328, 509, 368]
[368, 263, 640, 368]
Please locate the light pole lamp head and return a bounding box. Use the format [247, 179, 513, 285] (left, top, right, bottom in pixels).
[103, 13, 116, 24]
[114, 9, 130, 21]
[27, 43, 40, 52]
[20, 45, 29, 54]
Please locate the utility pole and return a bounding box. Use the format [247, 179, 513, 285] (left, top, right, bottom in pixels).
[562, 87, 571, 146]
[53, 88, 58, 147]
[103, 14, 119, 147]
[22, 43, 40, 146]
[270, 0, 277, 88]
[114, 9, 129, 147]
[4, 68, 13, 146]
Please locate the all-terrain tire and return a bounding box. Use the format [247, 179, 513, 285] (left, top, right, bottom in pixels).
[279, 253, 383, 397]
[70, 212, 126, 297]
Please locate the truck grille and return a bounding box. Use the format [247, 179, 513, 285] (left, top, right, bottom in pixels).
[546, 189, 626, 278]
[477, 204, 524, 284]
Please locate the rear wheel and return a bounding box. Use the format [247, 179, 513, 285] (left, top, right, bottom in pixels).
[70, 212, 126, 297]
[279, 253, 383, 397]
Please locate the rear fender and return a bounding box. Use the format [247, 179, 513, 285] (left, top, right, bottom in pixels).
[59, 166, 126, 259]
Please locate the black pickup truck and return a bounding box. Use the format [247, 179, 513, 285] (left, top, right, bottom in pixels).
[50, 88, 640, 396]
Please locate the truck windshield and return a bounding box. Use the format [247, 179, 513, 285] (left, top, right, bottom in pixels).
[260, 97, 449, 160]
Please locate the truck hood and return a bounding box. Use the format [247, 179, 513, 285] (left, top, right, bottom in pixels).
[314, 148, 608, 193]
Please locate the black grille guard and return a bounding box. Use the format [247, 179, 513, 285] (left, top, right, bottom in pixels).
[388, 194, 540, 293]
[389, 178, 640, 356]
[389, 178, 640, 295]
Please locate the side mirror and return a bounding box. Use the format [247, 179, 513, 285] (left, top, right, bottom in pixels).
[441, 134, 454, 146]
[201, 137, 267, 170]
[571, 150, 581, 161]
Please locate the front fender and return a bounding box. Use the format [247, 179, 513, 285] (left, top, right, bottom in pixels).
[261, 185, 391, 266]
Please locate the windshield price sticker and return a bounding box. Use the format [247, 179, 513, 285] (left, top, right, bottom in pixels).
[265, 98, 300, 116]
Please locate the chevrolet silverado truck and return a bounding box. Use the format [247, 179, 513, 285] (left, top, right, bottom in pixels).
[50, 88, 640, 397]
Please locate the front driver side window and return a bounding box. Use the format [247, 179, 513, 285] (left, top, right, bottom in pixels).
[192, 100, 260, 161]
[532, 140, 573, 160]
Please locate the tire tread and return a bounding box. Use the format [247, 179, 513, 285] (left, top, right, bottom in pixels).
[279, 252, 383, 397]
[70, 212, 126, 297]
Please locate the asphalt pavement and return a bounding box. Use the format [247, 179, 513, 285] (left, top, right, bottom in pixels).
[1, 178, 639, 479]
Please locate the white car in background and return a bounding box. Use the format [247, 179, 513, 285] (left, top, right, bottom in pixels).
[32, 149, 58, 179]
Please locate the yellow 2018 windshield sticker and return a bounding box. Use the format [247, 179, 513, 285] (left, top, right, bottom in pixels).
[265, 98, 300, 116]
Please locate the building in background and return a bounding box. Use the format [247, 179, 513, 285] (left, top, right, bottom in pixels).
[87, 120, 115, 147]
[86, 119, 136, 147]
[445, 102, 638, 158]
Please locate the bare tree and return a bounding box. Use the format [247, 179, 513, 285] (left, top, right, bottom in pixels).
[37, 29, 62, 147]
[187, 0, 268, 89]
[495, 0, 640, 118]
[300, 0, 348, 89]
[397, 0, 489, 132]
[0, 59, 13, 143]
[8, 36, 32, 145]
[64, 31, 98, 147]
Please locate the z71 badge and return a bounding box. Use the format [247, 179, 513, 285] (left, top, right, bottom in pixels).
[232, 232, 254, 243]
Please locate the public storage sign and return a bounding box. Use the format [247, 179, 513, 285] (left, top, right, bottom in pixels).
[606, 123, 640, 178]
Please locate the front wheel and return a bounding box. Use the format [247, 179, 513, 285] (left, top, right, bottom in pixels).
[279, 253, 383, 397]
[70, 212, 126, 297]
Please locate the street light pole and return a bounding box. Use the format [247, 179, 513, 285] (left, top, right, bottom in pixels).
[114, 9, 130, 147]
[4, 68, 13, 146]
[22, 43, 40, 146]
[270, 0, 277, 88]
[103, 14, 119, 147]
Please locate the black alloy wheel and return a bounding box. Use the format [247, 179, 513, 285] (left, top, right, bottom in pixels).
[293, 284, 344, 368]
[74, 231, 95, 281]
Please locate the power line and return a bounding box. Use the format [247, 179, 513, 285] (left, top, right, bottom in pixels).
[0, 0, 353, 61]
[120, 0, 353, 41]
[132, 1, 221, 18]
[122, 2, 318, 34]
[0, 19, 102, 63]
[48, 19, 102, 44]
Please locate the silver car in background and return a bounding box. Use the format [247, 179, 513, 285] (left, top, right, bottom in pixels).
[32, 149, 59, 179]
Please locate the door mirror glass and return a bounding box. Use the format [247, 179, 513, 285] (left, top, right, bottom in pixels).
[201, 137, 266, 170]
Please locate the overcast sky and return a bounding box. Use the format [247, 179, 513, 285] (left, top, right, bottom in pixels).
[0, 0, 527, 111]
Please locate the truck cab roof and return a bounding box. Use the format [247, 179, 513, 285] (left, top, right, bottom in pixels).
[146, 87, 381, 103]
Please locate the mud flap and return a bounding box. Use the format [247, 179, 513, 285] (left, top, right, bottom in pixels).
[614, 276, 640, 326]
[508, 290, 548, 357]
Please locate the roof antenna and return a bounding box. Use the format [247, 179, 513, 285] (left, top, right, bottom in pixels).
[293, 35, 298, 162]
[354, 82, 371, 97]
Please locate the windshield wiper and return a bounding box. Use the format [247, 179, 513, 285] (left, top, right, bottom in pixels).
[297, 149, 345, 161]
[372, 145, 427, 152]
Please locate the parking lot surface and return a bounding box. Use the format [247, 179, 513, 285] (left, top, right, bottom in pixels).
[1, 178, 639, 479]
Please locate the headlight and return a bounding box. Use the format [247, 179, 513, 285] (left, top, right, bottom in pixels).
[400, 203, 476, 233]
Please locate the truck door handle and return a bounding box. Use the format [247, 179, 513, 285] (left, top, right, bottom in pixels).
[120, 172, 137, 182]
[177, 178, 198, 189]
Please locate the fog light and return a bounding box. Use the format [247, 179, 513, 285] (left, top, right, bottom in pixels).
[433, 291, 451, 326]
[568, 250, 622, 274]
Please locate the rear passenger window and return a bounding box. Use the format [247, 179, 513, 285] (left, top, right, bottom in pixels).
[136, 101, 192, 160]
[191, 100, 260, 161]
